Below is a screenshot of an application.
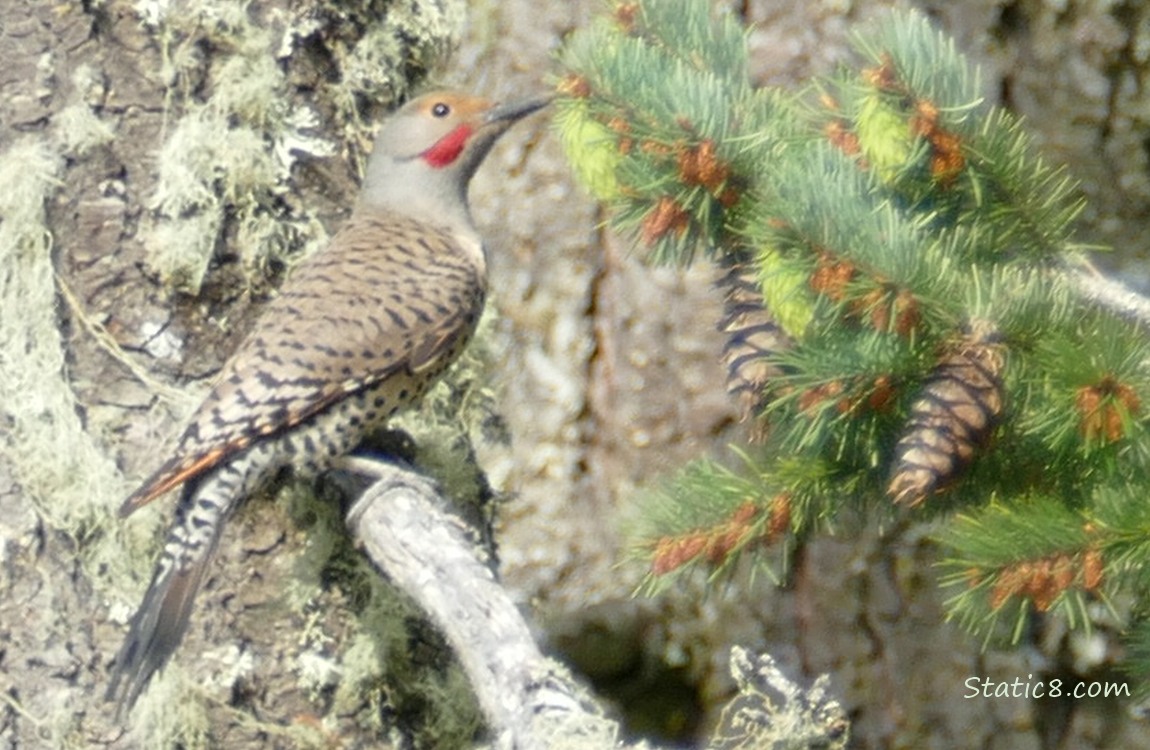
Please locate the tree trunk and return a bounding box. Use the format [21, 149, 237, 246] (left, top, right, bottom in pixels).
[4, 0, 1150, 748]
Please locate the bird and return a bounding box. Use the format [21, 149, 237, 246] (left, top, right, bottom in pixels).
[105, 89, 549, 714]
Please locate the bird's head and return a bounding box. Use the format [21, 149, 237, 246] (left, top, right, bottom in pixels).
[359, 90, 550, 223]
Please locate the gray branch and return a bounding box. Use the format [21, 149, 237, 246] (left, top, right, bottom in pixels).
[1062, 258, 1150, 327]
[343, 456, 850, 750]
[344, 457, 622, 750]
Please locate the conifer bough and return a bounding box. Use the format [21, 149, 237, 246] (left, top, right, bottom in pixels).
[554, 0, 1150, 682]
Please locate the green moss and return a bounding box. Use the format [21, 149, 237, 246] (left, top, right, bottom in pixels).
[276, 464, 485, 745]
[0, 137, 124, 534]
[131, 667, 212, 749]
[355, 584, 483, 747]
[281, 489, 484, 745]
[54, 64, 116, 155]
[327, 0, 466, 123]
[145, 32, 289, 295]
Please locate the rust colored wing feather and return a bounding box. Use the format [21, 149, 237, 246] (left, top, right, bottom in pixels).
[118, 448, 229, 517]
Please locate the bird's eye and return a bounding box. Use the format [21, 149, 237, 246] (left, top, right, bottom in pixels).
[431, 102, 451, 118]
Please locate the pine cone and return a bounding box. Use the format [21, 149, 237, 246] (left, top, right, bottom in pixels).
[716, 264, 792, 426]
[888, 319, 1005, 506]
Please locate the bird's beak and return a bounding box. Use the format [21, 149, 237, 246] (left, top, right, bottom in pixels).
[483, 95, 553, 125]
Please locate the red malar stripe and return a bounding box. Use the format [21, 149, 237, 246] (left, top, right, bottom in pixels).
[422, 124, 473, 168]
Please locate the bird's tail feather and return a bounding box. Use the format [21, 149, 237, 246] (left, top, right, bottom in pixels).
[106, 474, 233, 718]
[105, 554, 211, 716]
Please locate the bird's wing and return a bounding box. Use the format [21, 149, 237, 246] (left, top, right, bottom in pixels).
[119, 212, 486, 516]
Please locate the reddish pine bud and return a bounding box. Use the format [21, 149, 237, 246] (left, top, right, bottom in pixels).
[1077, 376, 1141, 443]
[678, 139, 730, 192]
[1082, 548, 1104, 591]
[557, 74, 591, 99]
[766, 493, 791, 542]
[640, 196, 690, 245]
[809, 251, 856, 301]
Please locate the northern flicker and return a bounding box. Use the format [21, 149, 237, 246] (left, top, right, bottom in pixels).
[106, 90, 548, 713]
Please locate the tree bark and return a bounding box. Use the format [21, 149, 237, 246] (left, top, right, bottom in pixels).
[5, 1, 1150, 748]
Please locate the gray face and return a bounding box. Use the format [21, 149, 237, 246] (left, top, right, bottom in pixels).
[375, 91, 497, 164]
[356, 90, 548, 226]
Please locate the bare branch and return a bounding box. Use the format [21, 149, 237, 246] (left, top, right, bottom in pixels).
[1063, 257, 1150, 328]
[344, 458, 622, 750]
[344, 456, 853, 750]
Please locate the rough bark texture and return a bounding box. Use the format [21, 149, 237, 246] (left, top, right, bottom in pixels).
[4, 0, 1150, 748]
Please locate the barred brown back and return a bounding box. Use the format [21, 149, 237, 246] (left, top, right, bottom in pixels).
[888, 320, 1005, 506]
[717, 264, 791, 425]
